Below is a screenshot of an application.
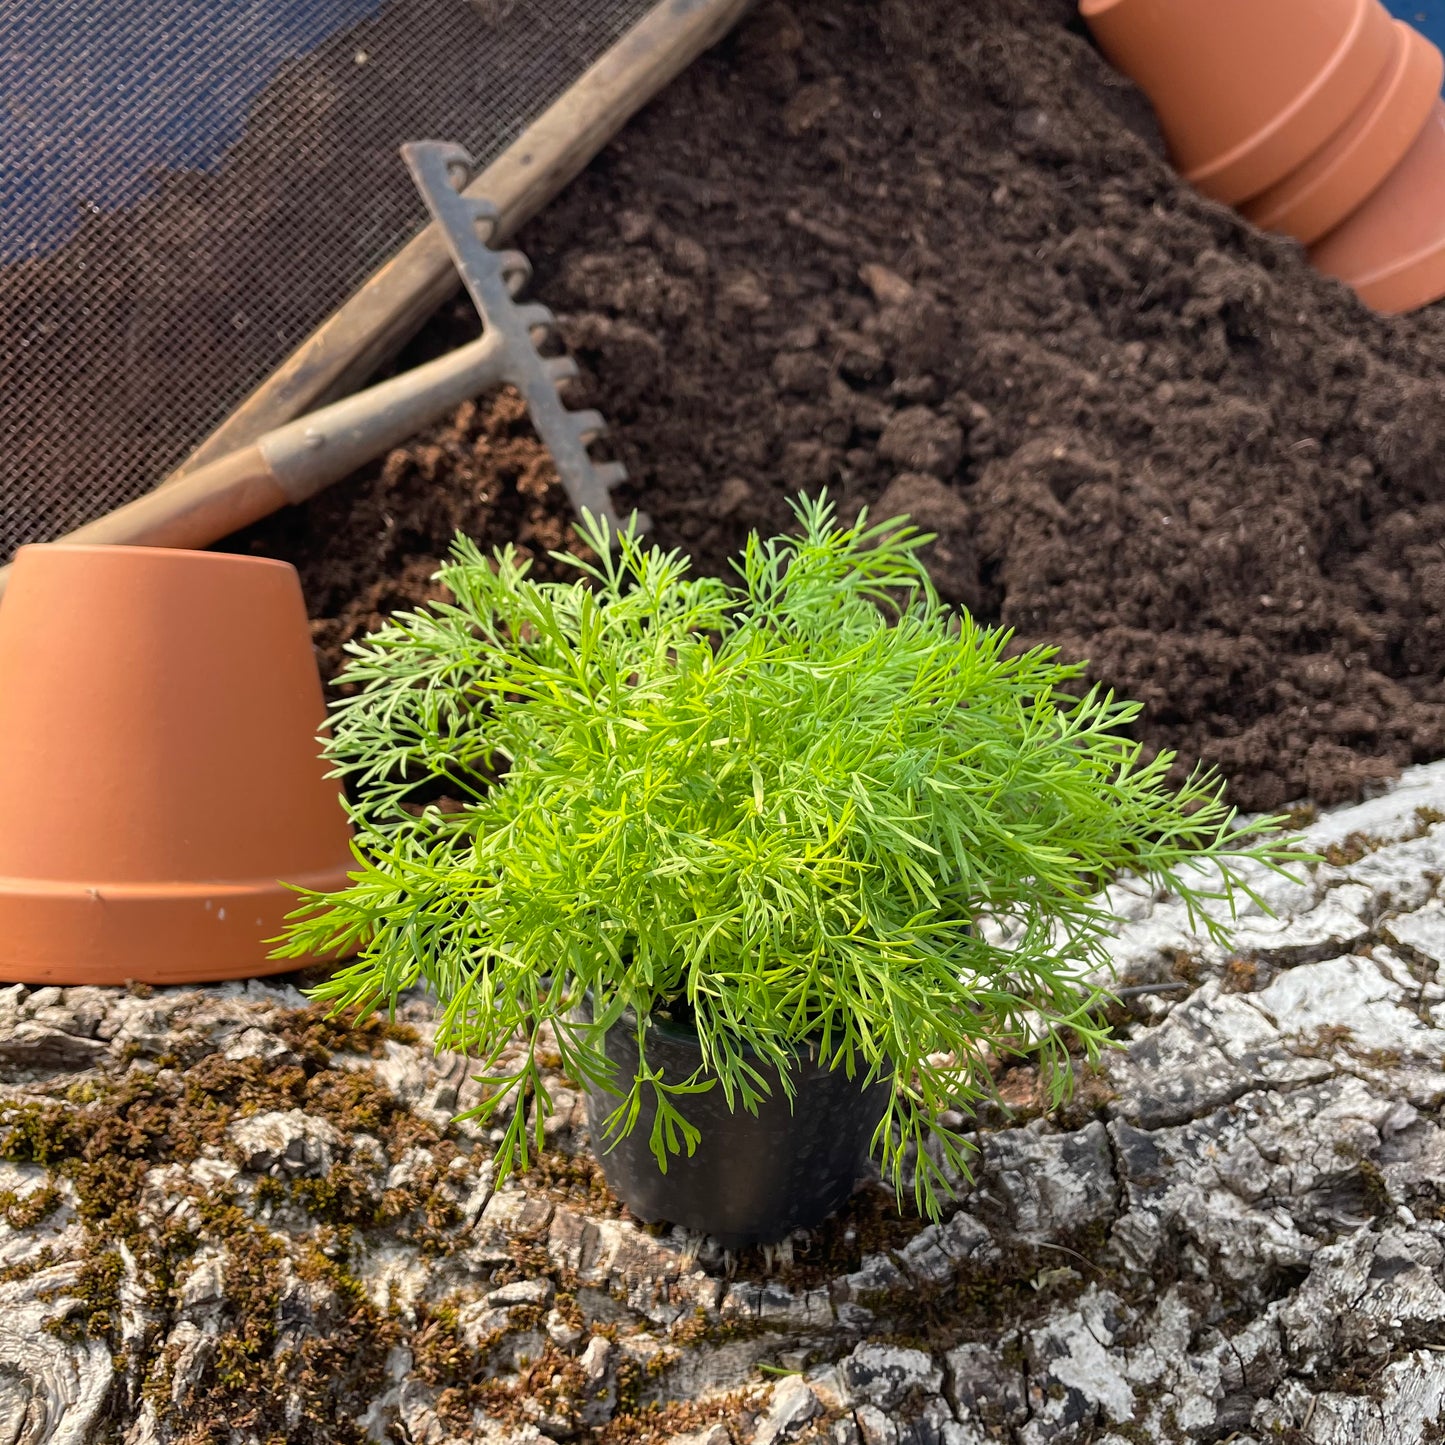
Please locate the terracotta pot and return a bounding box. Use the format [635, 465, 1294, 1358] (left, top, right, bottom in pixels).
[1243, 21, 1444, 244]
[1082, 0, 1397, 205]
[1310, 97, 1445, 313]
[0, 545, 354, 986]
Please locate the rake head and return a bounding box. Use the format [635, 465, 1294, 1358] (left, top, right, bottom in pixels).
[403, 140, 640, 534]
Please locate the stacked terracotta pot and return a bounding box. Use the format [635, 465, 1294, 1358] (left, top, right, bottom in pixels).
[1082, 0, 1445, 313]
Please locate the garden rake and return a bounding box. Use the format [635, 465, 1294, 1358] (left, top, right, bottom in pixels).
[0, 140, 632, 599]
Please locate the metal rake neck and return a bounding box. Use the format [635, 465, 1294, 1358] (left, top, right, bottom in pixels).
[403, 139, 631, 531]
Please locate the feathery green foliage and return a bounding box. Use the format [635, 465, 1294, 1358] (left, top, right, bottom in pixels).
[280, 494, 1307, 1217]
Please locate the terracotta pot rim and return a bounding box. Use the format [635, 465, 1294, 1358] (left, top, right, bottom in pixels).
[1243, 21, 1444, 242]
[0, 862, 355, 986]
[1330, 231, 1445, 293]
[1309, 96, 1445, 313]
[1184, 0, 1379, 191]
[0, 862, 355, 902]
[13, 542, 295, 575]
[0, 955, 333, 989]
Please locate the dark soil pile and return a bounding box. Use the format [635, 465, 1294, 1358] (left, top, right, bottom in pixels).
[236, 0, 1445, 812]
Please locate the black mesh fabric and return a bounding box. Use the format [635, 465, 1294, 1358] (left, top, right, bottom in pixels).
[0, 0, 655, 558]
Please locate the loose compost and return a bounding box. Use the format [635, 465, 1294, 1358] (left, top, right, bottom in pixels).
[236, 0, 1445, 813]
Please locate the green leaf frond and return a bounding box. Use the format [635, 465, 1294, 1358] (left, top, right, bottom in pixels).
[281, 492, 1312, 1217]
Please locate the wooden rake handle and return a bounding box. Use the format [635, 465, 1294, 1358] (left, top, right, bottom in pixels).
[0, 332, 506, 600]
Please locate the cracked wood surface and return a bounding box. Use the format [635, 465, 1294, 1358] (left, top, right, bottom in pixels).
[6, 765, 1445, 1442]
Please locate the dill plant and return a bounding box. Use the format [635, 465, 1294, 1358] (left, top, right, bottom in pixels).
[282, 494, 1304, 1217]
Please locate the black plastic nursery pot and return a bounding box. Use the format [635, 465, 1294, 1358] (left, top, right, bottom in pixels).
[579, 1003, 892, 1248]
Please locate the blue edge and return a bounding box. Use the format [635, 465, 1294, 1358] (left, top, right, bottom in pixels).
[1386, 0, 1445, 63]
